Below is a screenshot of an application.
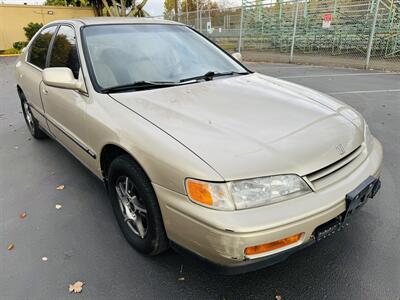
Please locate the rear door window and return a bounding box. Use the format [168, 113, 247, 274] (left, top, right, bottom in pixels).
[49, 25, 80, 79]
[28, 26, 57, 69]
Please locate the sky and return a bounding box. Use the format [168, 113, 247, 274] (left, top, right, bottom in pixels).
[145, 0, 164, 16]
[1, 0, 241, 15]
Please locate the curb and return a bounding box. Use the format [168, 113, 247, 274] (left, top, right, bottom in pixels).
[0, 54, 20, 57]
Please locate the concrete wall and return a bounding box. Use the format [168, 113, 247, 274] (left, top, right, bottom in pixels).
[0, 4, 95, 50]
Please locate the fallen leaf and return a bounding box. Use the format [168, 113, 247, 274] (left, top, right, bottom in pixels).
[55, 204, 62, 210]
[41, 256, 48, 262]
[178, 276, 185, 281]
[69, 281, 84, 293]
[7, 243, 14, 251]
[56, 185, 65, 190]
[20, 212, 27, 219]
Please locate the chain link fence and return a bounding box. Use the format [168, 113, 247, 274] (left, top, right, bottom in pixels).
[156, 0, 400, 71]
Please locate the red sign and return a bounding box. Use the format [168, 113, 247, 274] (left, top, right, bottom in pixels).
[323, 13, 333, 22]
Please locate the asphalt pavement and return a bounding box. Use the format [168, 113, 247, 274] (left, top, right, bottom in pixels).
[1, 57, 399, 299]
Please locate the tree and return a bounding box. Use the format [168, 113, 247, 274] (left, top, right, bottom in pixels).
[44, 0, 89, 6]
[44, 0, 67, 5]
[180, 0, 219, 13]
[164, 0, 177, 19]
[99, 0, 149, 16]
[23, 22, 43, 41]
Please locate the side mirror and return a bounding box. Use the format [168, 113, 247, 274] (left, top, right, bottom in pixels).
[231, 52, 243, 62]
[42, 67, 86, 93]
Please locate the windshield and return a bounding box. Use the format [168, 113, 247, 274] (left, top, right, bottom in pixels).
[82, 24, 248, 90]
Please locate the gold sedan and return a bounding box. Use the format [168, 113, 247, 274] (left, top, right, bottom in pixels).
[15, 18, 382, 274]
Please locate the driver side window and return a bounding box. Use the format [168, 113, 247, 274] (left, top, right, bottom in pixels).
[49, 25, 80, 79]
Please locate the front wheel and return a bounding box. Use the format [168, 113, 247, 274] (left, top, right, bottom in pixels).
[107, 155, 169, 255]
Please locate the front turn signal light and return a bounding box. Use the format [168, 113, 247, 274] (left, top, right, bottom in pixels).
[186, 179, 213, 205]
[245, 233, 304, 255]
[185, 179, 235, 210]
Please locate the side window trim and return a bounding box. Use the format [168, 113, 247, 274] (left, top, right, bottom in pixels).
[45, 25, 61, 68]
[26, 24, 59, 71]
[47, 23, 82, 78]
[46, 23, 88, 95]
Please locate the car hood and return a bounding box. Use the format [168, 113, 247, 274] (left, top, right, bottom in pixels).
[110, 73, 364, 181]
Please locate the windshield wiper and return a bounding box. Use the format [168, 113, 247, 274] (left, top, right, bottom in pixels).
[102, 71, 250, 93]
[101, 81, 181, 93]
[179, 71, 249, 83]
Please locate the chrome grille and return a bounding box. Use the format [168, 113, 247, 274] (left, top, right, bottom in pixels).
[306, 145, 365, 190]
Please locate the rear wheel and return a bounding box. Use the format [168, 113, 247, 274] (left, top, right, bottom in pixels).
[19, 91, 47, 139]
[107, 155, 169, 255]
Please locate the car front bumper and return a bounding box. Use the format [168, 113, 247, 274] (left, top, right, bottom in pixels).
[154, 137, 383, 274]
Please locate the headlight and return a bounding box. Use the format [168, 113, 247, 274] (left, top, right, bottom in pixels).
[186, 175, 311, 211]
[229, 175, 311, 209]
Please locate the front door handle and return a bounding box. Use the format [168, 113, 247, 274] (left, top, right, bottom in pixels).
[42, 87, 48, 95]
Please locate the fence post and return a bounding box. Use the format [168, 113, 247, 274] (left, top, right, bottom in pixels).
[238, 4, 244, 53]
[200, 10, 202, 33]
[290, 0, 300, 63]
[365, 0, 380, 69]
[196, 0, 200, 29]
[186, 0, 189, 24]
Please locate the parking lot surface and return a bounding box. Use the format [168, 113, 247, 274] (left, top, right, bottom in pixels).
[1, 57, 399, 299]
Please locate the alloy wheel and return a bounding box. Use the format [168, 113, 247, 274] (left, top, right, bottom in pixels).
[115, 176, 148, 239]
[23, 101, 35, 134]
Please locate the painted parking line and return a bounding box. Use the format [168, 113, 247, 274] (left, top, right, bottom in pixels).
[246, 62, 325, 68]
[258, 65, 325, 69]
[329, 89, 400, 95]
[279, 72, 400, 79]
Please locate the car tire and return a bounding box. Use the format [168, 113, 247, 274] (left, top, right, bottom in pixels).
[19, 91, 47, 139]
[107, 154, 169, 255]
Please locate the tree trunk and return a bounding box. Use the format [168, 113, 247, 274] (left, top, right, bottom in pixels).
[110, 0, 119, 16]
[129, 0, 148, 16]
[120, 0, 126, 16]
[174, 0, 179, 21]
[101, 0, 113, 16]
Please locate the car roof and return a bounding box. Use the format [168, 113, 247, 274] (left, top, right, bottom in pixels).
[63, 17, 182, 26]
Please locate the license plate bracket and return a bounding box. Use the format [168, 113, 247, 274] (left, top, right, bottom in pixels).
[314, 176, 381, 241]
[344, 176, 379, 221]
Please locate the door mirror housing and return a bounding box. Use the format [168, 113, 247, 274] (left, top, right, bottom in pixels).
[42, 67, 86, 93]
[231, 52, 243, 62]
